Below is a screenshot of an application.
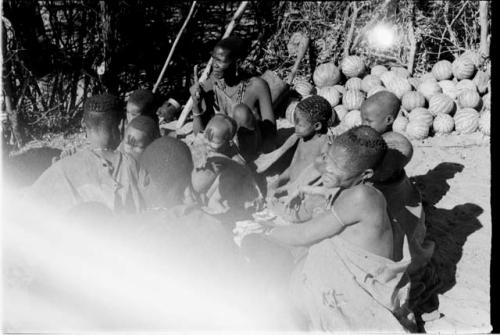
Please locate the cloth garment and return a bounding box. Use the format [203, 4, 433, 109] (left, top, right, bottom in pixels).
[290, 235, 415, 332]
[27, 148, 145, 214]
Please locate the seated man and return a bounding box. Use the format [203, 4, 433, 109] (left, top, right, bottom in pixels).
[253, 126, 415, 332]
[27, 94, 145, 214]
[190, 37, 276, 160]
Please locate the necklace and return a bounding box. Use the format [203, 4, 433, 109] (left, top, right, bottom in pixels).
[217, 78, 244, 100]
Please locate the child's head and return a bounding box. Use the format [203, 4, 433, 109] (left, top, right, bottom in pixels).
[123, 115, 160, 161]
[361, 91, 401, 133]
[204, 114, 237, 155]
[83, 94, 122, 149]
[317, 125, 387, 189]
[126, 89, 156, 122]
[371, 131, 413, 183]
[294, 95, 332, 138]
[139, 137, 194, 208]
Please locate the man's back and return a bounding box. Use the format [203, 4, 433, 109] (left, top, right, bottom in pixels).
[29, 148, 144, 214]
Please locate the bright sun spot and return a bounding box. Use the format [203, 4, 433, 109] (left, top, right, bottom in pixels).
[367, 23, 396, 49]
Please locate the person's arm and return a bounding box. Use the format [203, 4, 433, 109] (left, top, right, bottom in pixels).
[264, 185, 376, 246]
[252, 77, 275, 125]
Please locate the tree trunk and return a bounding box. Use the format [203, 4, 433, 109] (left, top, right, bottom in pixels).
[2, 21, 25, 148]
[479, 1, 489, 59]
[99, 1, 119, 94]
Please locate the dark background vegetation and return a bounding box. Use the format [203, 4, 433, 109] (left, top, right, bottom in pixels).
[1, 0, 490, 149]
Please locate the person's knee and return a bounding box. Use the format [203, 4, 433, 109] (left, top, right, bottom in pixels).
[232, 104, 255, 130]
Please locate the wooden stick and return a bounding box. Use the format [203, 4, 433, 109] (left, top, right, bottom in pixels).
[176, 1, 249, 130]
[287, 36, 309, 85]
[152, 1, 197, 93]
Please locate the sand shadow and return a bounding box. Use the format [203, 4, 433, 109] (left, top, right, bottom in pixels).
[407, 163, 484, 320]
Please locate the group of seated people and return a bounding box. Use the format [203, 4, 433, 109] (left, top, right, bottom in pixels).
[20, 37, 439, 332]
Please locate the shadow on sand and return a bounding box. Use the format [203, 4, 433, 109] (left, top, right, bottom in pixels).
[408, 162, 483, 322]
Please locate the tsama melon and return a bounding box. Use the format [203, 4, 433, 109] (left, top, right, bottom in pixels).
[406, 121, 430, 140]
[294, 80, 315, 98]
[452, 56, 476, 80]
[458, 89, 481, 110]
[343, 90, 365, 110]
[473, 71, 489, 95]
[317, 86, 341, 107]
[454, 108, 479, 134]
[428, 94, 455, 116]
[367, 86, 388, 97]
[313, 62, 341, 88]
[334, 104, 349, 122]
[345, 77, 363, 91]
[361, 75, 382, 93]
[342, 110, 362, 129]
[479, 110, 490, 136]
[401, 91, 426, 111]
[438, 80, 459, 100]
[285, 100, 299, 124]
[392, 114, 409, 134]
[341, 56, 366, 78]
[432, 60, 453, 81]
[408, 107, 433, 127]
[391, 67, 410, 78]
[371, 65, 388, 77]
[432, 113, 454, 134]
[418, 80, 443, 101]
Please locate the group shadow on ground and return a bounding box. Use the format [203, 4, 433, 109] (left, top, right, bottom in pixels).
[408, 162, 484, 324]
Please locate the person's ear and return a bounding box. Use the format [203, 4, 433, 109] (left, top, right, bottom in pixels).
[361, 168, 374, 182]
[314, 122, 322, 131]
[386, 115, 395, 125]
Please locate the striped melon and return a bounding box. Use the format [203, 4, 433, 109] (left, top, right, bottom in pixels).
[419, 72, 437, 82]
[342, 110, 362, 129]
[473, 71, 489, 95]
[406, 121, 430, 140]
[456, 79, 477, 94]
[392, 114, 409, 134]
[341, 56, 366, 78]
[385, 76, 412, 99]
[432, 60, 453, 81]
[485, 61, 491, 78]
[458, 89, 481, 110]
[461, 50, 485, 68]
[408, 77, 422, 90]
[438, 80, 459, 100]
[285, 100, 299, 124]
[334, 104, 349, 122]
[313, 62, 341, 88]
[452, 56, 476, 80]
[418, 80, 443, 101]
[371, 65, 388, 77]
[294, 80, 315, 98]
[482, 93, 490, 111]
[333, 84, 346, 97]
[401, 91, 426, 111]
[391, 67, 411, 78]
[343, 90, 365, 110]
[345, 77, 363, 91]
[380, 71, 397, 87]
[428, 94, 455, 116]
[454, 108, 479, 134]
[317, 86, 341, 107]
[408, 107, 433, 127]
[361, 75, 382, 93]
[432, 113, 454, 134]
[367, 86, 388, 97]
[479, 110, 490, 136]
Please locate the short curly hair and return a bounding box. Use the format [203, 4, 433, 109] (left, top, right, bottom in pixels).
[332, 125, 388, 172]
[83, 93, 123, 131]
[295, 95, 332, 132]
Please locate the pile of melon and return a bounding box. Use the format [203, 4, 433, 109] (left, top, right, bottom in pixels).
[287, 51, 490, 139]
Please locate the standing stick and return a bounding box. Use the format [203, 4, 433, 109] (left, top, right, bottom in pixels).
[152, 1, 198, 93]
[176, 1, 249, 130]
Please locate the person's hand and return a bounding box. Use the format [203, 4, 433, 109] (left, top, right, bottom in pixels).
[189, 64, 201, 104]
[284, 186, 304, 211]
[192, 116, 203, 136]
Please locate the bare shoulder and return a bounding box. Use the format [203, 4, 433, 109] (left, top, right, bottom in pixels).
[338, 184, 386, 209]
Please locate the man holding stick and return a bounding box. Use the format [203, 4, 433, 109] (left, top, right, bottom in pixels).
[190, 37, 276, 162]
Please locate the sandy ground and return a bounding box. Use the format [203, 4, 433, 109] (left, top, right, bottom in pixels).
[2, 123, 492, 333]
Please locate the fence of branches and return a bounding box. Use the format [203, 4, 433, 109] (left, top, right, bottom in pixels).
[1, 0, 490, 149]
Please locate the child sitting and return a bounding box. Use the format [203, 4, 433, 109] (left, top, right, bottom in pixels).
[119, 115, 160, 161]
[28, 94, 145, 214]
[191, 114, 261, 214]
[361, 91, 401, 133]
[254, 126, 415, 332]
[126, 89, 158, 123]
